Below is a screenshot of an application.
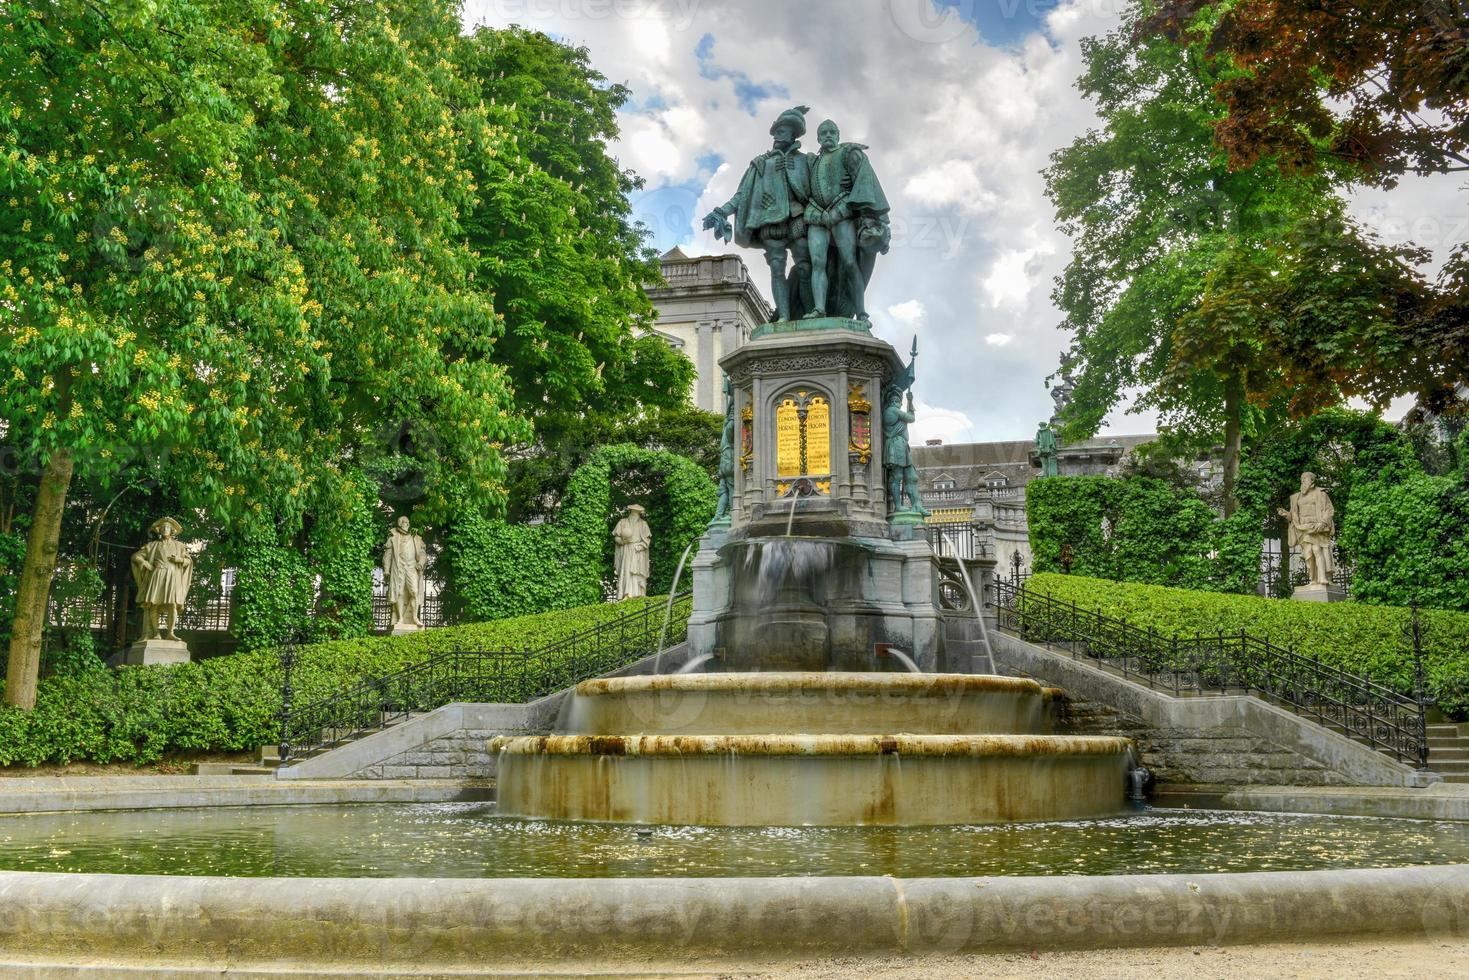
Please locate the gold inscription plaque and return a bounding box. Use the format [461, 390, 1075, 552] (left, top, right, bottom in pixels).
[776, 397, 802, 477]
[775, 390, 831, 478]
[807, 396, 830, 474]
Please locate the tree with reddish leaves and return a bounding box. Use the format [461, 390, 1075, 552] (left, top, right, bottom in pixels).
[1145, 0, 1469, 182]
[1145, 0, 1468, 414]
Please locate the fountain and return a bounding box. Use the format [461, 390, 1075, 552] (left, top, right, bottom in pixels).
[492, 316, 1134, 826]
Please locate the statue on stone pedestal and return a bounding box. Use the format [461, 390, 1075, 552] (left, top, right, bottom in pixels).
[802, 119, 891, 322]
[1278, 472, 1336, 588]
[1036, 422, 1059, 478]
[882, 338, 930, 517]
[382, 516, 427, 631]
[702, 106, 813, 323]
[713, 377, 735, 523]
[613, 505, 652, 600]
[131, 516, 192, 641]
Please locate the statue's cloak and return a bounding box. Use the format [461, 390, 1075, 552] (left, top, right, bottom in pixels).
[728, 145, 810, 248]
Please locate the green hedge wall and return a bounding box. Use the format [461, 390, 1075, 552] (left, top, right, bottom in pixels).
[0, 596, 671, 768]
[1026, 476, 1219, 589]
[444, 443, 715, 621]
[1022, 573, 1469, 717]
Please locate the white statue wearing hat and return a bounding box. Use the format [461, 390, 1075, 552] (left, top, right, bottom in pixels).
[613, 504, 652, 601]
[382, 515, 428, 631]
[131, 517, 192, 641]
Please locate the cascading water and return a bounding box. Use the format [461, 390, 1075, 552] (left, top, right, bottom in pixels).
[651, 538, 697, 675]
[490, 317, 1136, 827]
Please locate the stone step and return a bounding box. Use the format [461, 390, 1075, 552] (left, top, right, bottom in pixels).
[1429, 759, 1469, 774]
[1428, 723, 1467, 737]
[1441, 773, 1469, 784]
[1429, 747, 1469, 761]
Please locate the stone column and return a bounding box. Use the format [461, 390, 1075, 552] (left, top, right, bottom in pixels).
[696, 318, 715, 411]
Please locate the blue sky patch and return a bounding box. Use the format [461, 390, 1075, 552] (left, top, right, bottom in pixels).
[694, 33, 789, 114]
[937, 0, 1062, 46]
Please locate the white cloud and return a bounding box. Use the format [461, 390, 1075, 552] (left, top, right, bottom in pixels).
[985, 333, 1013, 347]
[887, 299, 927, 327]
[910, 401, 977, 446]
[904, 160, 997, 213]
[982, 245, 1052, 310]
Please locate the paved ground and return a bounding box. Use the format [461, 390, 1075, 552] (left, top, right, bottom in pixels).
[697, 939, 1469, 979]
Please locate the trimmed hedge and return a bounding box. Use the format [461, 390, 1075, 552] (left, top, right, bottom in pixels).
[1026, 476, 1218, 589]
[1023, 573, 1469, 717]
[0, 596, 673, 768]
[444, 443, 715, 621]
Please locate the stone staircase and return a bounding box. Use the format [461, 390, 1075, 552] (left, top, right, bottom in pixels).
[1429, 722, 1469, 784]
[192, 713, 426, 776]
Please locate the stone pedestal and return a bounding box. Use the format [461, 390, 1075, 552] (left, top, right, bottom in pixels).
[1292, 584, 1347, 603]
[108, 639, 190, 667]
[390, 624, 424, 637]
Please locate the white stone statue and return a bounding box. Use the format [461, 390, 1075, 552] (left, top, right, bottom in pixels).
[613, 504, 652, 600]
[131, 516, 192, 641]
[382, 516, 427, 631]
[1278, 472, 1336, 589]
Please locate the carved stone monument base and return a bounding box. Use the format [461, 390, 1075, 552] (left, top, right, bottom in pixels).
[1292, 584, 1346, 603]
[390, 624, 424, 637]
[108, 639, 191, 668]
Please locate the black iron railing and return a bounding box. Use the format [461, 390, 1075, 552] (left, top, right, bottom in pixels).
[992, 578, 1429, 768]
[925, 521, 992, 560]
[277, 593, 693, 762]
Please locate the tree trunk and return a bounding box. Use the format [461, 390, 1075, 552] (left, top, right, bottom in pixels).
[1221, 370, 1244, 518]
[4, 449, 74, 710]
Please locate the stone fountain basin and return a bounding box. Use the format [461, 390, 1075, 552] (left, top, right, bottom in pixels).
[489, 733, 1134, 826]
[561, 671, 1063, 736]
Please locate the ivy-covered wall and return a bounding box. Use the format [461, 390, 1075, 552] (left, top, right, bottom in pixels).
[1026, 476, 1219, 589]
[233, 471, 380, 652]
[444, 443, 715, 622]
[1342, 430, 1469, 612]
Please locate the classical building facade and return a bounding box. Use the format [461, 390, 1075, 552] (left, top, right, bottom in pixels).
[644, 247, 773, 413]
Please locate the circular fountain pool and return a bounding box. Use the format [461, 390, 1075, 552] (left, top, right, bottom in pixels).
[3, 802, 1468, 878]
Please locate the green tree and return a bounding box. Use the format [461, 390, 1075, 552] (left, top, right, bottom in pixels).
[1045, 6, 1424, 514]
[0, 0, 522, 708]
[1145, 1, 1469, 416]
[454, 27, 694, 450]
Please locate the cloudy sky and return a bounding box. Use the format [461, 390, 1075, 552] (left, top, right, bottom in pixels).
[460, 0, 1465, 443]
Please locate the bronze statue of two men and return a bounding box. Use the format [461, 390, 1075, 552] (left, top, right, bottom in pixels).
[703, 106, 891, 323]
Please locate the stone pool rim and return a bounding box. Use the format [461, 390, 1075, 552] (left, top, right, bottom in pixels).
[573, 671, 1060, 698]
[0, 864, 1464, 973]
[488, 732, 1133, 757]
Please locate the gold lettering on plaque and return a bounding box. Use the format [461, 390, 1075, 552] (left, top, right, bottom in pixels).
[776, 397, 802, 477]
[775, 390, 831, 479]
[806, 396, 830, 474]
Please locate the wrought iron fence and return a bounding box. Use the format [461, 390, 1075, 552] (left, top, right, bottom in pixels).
[277, 593, 693, 762]
[925, 521, 991, 560]
[992, 578, 1429, 767]
[1259, 542, 1354, 599]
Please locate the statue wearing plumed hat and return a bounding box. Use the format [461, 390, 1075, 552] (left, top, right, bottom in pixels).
[702, 105, 815, 323]
[131, 516, 193, 642]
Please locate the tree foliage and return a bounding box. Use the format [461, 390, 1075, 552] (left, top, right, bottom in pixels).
[454, 27, 694, 449]
[1045, 6, 1431, 514]
[1145, 0, 1469, 416]
[1146, 0, 1469, 181]
[3, 3, 719, 704]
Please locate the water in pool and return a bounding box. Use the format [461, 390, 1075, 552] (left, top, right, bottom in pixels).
[1, 803, 1467, 878]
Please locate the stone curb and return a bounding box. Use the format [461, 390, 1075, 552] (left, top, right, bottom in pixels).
[0, 778, 491, 815]
[0, 866, 1463, 972]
